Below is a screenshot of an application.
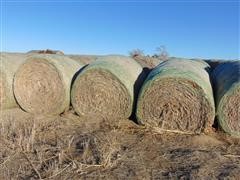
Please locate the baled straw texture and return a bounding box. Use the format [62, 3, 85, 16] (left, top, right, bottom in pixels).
[136, 59, 215, 134]
[0, 53, 27, 110]
[68, 55, 100, 65]
[212, 61, 240, 137]
[71, 55, 145, 118]
[14, 54, 84, 115]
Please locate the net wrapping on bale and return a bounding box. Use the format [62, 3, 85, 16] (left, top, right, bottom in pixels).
[204, 59, 226, 70]
[0, 53, 27, 110]
[136, 59, 215, 134]
[212, 61, 240, 137]
[68, 55, 100, 65]
[71, 55, 146, 119]
[14, 54, 84, 115]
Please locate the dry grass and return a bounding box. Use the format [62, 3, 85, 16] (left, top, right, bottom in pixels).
[1, 108, 240, 179]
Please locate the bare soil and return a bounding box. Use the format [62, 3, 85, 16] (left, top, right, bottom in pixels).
[1, 108, 240, 179]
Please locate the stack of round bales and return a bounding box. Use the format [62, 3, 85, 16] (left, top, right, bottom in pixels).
[136, 59, 215, 134]
[13, 54, 84, 115]
[212, 61, 240, 137]
[0, 53, 27, 109]
[71, 55, 146, 119]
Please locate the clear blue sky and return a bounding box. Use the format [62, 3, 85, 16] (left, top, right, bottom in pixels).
[1, 0, 239, 59]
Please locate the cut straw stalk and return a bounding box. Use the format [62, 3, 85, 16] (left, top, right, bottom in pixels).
[0, 53, 27, 110]
[14, 54, 84, 115]
[212, 61, 240, 137]
[136, 59, 215, 134]
[71, 55, 146, 118]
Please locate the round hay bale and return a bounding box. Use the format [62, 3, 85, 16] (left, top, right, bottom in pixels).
[0, 53, 27, 109]
[136, 59, 215, 134]
[71, 55, 145, 118]
[204, 59, 226, 70]
[212, 61, 240, 137]
[68, 55, 100, 65]
[14, 54, 84, 115]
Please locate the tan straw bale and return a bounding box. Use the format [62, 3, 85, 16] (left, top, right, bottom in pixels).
[71, 55, 146, 118]
[0, 53, 27, 109]
[136, 59, 215, 134]
[212, 61, 240, 137]
[14, 54, 84, 115]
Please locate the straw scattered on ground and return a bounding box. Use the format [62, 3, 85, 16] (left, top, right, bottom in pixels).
[0, 108, 240, 179]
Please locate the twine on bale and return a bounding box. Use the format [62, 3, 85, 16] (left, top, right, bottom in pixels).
[13, 54, 84, 115]
[212, 61, 240, 137]
[71, 55, 146, 119]
[136, 59, 215, 134]
[0, 53, 27, 109]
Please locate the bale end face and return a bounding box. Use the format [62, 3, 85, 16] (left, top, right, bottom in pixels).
[137, 77, 215, 134]
[213, 61, 240, 137]
[14, 58, 66, 115]
[71, 69, 132, 118]
[217, 85, 240, 136]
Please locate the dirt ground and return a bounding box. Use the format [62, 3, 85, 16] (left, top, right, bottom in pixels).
[0, 108, 240, 179]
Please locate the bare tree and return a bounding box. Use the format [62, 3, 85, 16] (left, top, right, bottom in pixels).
[156, 45, 169, 61]
[129, 49, 144, 58]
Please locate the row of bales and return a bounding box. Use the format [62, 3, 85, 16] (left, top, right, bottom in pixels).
[0, 52, 239, 137]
